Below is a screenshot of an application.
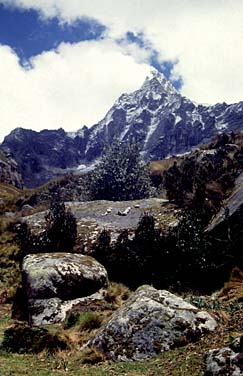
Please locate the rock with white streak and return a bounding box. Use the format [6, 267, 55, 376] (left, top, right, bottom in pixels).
[28, 290, 107, 326]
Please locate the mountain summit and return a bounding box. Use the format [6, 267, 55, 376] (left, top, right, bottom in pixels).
[83, 68, 237, 162]
[2, 68, 243, 187]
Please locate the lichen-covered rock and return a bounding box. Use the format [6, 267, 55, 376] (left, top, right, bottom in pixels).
[205, 337, 243, 375]
[22, 253, 108, 325]
[85, 285, 217, 361]
[23, 253, 108, 300]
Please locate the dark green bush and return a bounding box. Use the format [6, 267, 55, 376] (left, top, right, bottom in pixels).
[1, 323, 70, 354]
[92, 209, 230, 293]
[14, 198, 77, 255]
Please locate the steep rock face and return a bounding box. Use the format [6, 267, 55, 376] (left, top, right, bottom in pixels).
[85, 70, 201, 161]
[85, 285, 217, 361]
[2, 69, 243, 187]
[0, 152, 23, 189]
[207, 172, 243, 233]
[22, 253, 108, 325]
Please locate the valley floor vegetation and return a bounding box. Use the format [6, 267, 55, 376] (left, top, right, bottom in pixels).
[10, 133, 243, 293]
[1, 132, 243, 374]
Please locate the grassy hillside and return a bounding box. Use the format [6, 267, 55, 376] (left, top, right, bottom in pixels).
[1, 132, 243, 374]
[0, 183, 21, 202]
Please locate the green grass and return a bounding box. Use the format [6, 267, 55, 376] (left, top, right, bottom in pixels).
[0, 227, 21, 303]
[65, 311, 102, 331]
[0, 345, 205, 376]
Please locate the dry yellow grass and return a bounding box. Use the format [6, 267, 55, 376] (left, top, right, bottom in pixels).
[150, 157, 182, 175]
[219, 267, 243, 301]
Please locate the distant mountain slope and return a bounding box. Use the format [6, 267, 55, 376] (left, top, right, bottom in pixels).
[0, 151, 23, 189]
[1, 128, 90, 187]
[2, 69, 243, 187]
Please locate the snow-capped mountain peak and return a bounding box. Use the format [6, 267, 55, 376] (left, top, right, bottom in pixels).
[83, 67, 243, 162]
[3, 68, 243, 187]
[142, 68, 178, 96]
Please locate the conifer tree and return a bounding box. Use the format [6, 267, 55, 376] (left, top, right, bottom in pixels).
[90, 140, 151, 201]
[44, 198, 77, 252]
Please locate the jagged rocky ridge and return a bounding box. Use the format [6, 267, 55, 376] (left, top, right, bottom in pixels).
[2, 69, 243, 187]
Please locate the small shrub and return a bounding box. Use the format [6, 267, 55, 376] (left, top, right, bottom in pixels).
[44, 198, 77, 252]
[78, 311, 102, 332]
[1, 323, 70, 354]
[105, 282, 131, 306]
[13, 198, 77, 255]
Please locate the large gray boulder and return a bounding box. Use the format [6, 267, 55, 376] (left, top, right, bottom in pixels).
[85, 285, 217, 361]
[22, 253, 108, 325]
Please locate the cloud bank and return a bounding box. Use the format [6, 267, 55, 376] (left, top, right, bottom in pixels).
[0, 39, 151, 141]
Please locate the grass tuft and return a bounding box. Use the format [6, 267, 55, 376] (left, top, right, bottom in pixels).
[78, 312, 102, 332]
[80, 347, 105, 365]
[105, 282, 131, 307]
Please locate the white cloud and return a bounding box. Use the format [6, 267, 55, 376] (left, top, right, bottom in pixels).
[0, 39, 150, 141]
[1, 0, 243, 139]
[4, 0, 243, 103]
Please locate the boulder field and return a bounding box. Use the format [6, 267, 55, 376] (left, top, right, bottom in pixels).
[20, 254, 218, 361]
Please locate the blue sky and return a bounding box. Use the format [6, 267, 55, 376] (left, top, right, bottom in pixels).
[0, 4, 106, 63]
[0, 0, 243, 141]
[0, 4, 180, 84]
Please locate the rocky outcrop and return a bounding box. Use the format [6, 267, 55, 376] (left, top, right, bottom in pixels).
[2, 69, 243, 187]
[205, 337, 243, 375]
[85, 285, 217, 361]
[22, 253, 108, 325]
[0, 152, 23, 188]
[23, 198, 175, 251]
[207, 172, 243, 233]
